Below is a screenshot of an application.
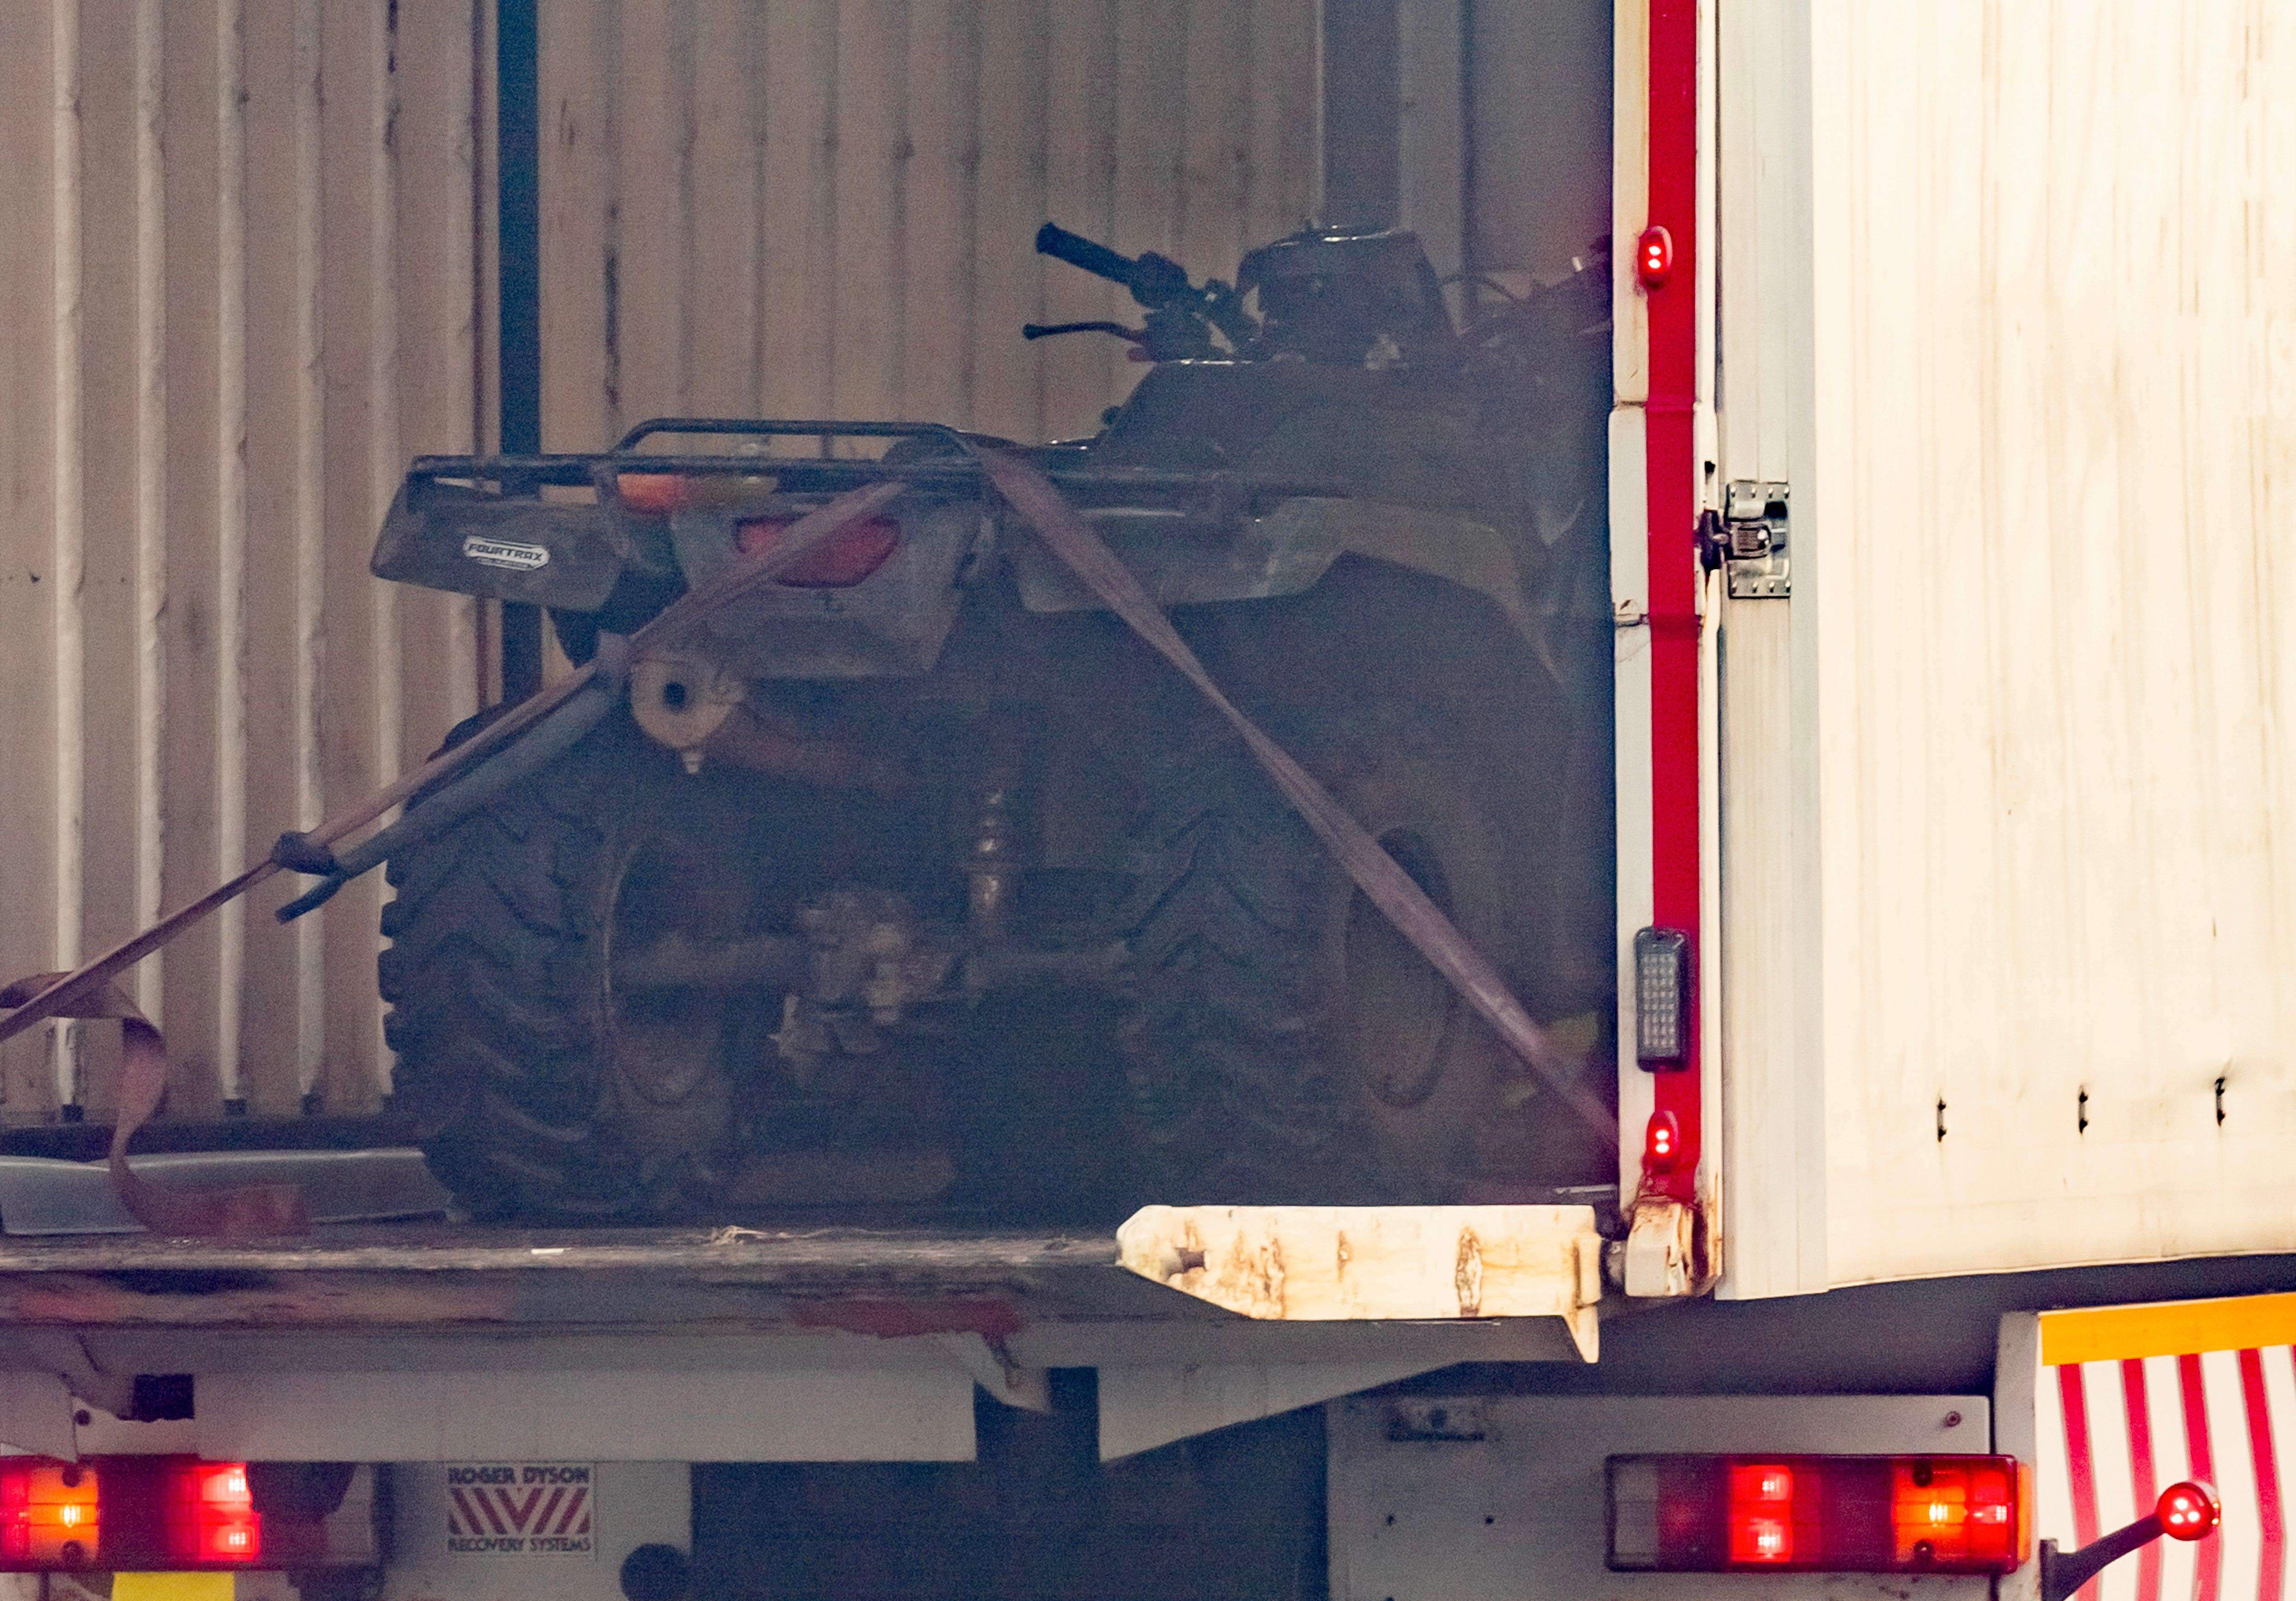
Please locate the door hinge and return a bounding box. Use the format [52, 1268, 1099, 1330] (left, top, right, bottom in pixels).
[1723, 480, 1790, 599]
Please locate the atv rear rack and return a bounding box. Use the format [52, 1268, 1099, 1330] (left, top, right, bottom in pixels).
[406, 414, 1363, 506]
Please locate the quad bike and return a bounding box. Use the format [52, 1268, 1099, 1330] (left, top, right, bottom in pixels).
[366, 222, 1619, 1221]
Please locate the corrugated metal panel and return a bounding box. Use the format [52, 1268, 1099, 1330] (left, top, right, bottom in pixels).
[1716, 2, 2296, 1290]
[534, 0, 1321, 455]
[0, 0, 488, 1126]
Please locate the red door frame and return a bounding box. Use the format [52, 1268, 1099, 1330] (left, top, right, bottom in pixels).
[1640, 0, 1704, 1207]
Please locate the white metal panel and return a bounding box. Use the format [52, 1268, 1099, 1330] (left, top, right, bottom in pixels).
[1610, 401, 1655, 1200]
[1714, 0, 1829, 1298]
[1098, 1360, 1442, 1462]
[195, 1366, 978, 1463]
[1717, 0, 2296, 1289]
[0, 1374, 74, 1462]
[1328, 1393, 1992, 1601]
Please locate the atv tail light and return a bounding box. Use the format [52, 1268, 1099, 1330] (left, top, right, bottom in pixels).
[736, 514, 901, 587]
[616, 472, 690, 515]
[1637, 225, 1675, 288]
[2159, 1481, 2221, 1540]
[0, 1461, 98, 1568]
[1633, 927, 1692, 1068]
[1608, 1455, 2031, 1574]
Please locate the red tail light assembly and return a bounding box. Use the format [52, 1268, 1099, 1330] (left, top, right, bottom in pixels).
[736, 514, 902, 587]
[0, 1456, 261, 1572]
[1608, 1454, 2032, 1575]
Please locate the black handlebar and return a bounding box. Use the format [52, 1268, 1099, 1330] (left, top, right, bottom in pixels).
[1031, 222, 1252, 360]
[1035, 224, 1197, 313]
[1034, 224, 1136, 290]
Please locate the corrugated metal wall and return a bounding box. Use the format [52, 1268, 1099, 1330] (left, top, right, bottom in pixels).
[0, 0, 1325, 1130]
[0, 0, 489, 1126]
[531, 0, 1321, 458]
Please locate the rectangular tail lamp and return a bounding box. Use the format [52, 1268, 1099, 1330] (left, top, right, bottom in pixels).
[0, 1456, 260, 1573]
[1607, 1454, 2031, 1574]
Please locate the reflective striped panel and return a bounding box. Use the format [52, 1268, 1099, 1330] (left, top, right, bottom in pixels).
[2038, 1299, 2296, 1601]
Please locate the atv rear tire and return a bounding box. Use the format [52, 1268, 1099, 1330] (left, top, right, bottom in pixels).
[380, 708, 745, 1220]
[1119, 702, 1533, 1203]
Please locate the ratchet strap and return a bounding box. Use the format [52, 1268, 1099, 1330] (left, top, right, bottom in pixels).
[0, 973, 306, 1236]
[976, 449, 1619, 1144]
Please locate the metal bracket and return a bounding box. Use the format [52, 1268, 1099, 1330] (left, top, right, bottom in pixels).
[1622, 1196, 1697, 1297]
[1723, 479, 1790, 599]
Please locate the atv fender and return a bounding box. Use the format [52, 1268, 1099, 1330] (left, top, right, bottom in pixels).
[1005, 495, 1540, 648]
[371, 477, 670, 611]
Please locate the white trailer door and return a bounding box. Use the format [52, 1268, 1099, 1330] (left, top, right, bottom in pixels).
[1712, 3, 2296, 1296]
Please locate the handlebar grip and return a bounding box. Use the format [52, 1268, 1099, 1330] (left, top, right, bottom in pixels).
[1035, 223, 1137, 289]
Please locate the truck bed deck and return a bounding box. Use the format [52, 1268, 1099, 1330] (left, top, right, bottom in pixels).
[0, 1213, 1594, 1377]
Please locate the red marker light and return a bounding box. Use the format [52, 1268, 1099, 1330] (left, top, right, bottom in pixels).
[1644, 1111, 1683, 1173]
[2158, 1481, 2220, 1540]
[1637, 224, 1675, 288]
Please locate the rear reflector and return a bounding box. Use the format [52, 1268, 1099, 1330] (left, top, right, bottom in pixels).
[1644, 1111, 1683, 1172]
[1608, 1454, 2031, 1574]
[736, 514, 901, 587]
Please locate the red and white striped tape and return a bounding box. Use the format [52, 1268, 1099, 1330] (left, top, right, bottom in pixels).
[2040, 1346, 2294, 1601]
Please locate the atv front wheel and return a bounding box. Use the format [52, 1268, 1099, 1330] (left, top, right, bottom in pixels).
[1119, 703, 1539, 1202]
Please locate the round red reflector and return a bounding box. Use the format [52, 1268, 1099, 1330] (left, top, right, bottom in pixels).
[2158, 1481, 2220, 1540]
[1637, 225, 1675, 289]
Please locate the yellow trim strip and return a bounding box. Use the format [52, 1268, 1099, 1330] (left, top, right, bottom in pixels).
[2041, 1292, 2296, 1367]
